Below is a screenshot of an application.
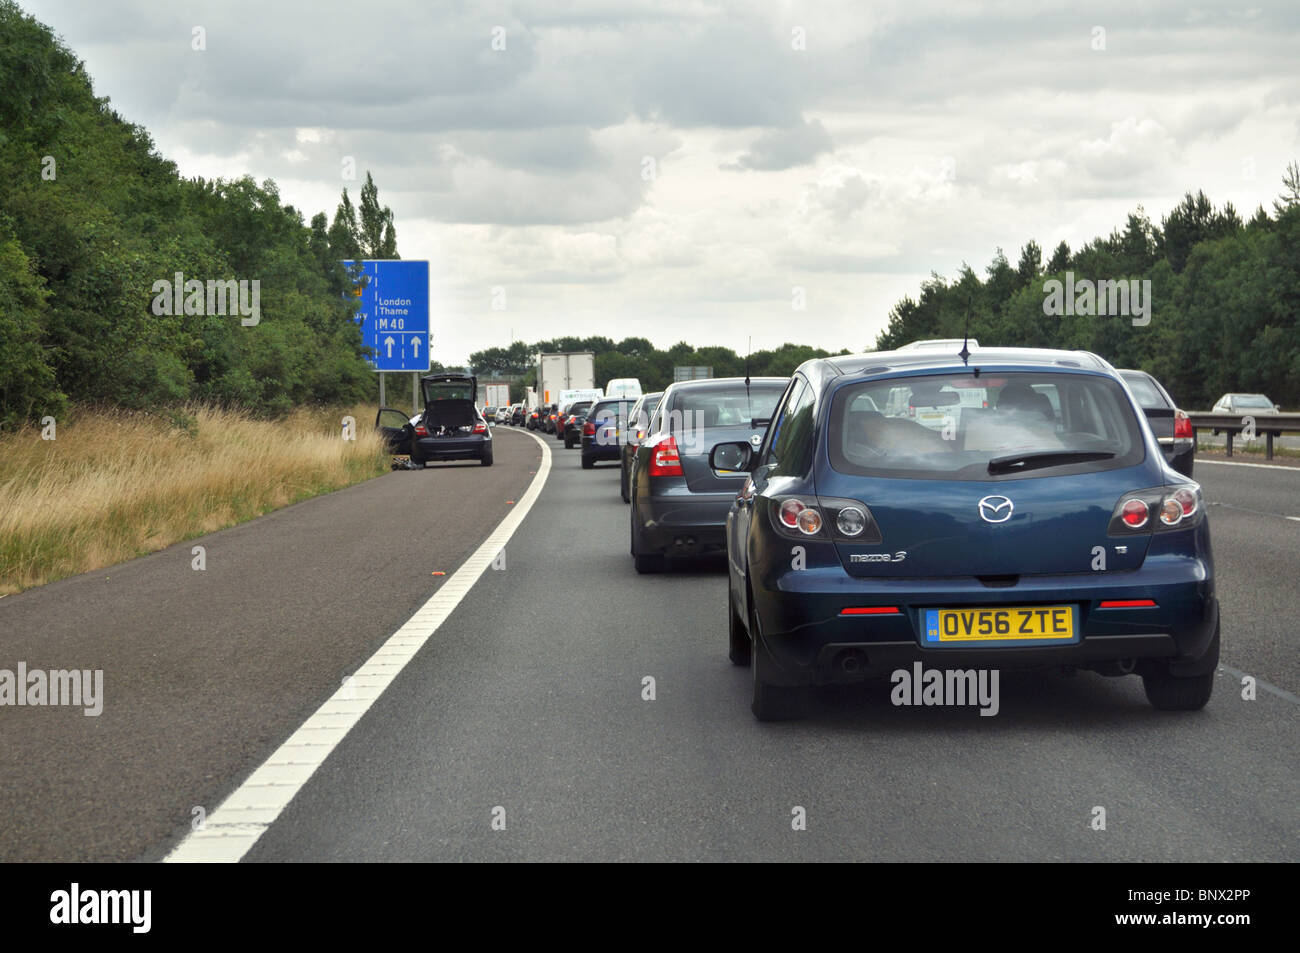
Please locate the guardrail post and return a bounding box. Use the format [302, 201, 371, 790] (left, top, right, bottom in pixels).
[1266, 431, 1274, 461]
[1225, 430, 1233, 457]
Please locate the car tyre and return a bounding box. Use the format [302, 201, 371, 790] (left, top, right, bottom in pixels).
[564, 434, 574, 449]
[480, 447, 494, 467]
[728, 593, 751, 666]
[581, 455, 595, 470]
[750, 602, 804, 721]
[1142, 622, 1218, 711]
[620, 463, 631, 503]
[634, 553, 665, 574]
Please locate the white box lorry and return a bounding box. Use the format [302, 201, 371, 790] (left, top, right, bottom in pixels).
[536, 352, 595, 408]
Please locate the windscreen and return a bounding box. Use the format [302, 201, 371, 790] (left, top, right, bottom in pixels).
[828, 371, 1145, 480]
[1234, 395, 1274, 408]
[672, 382, 785, 428]
[423, 379, 473, 402]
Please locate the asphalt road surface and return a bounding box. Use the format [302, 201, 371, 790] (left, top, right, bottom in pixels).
[0, 431, 539, 862]
[238, 441, 1296, 862]
[2, 430, 1295, 861]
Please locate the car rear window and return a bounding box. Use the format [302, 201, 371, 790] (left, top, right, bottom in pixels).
[1234, 395, 1273, 408]
[827, 371, 1145, 480]
[1121, 374, 1168, 408]
[671, 382, 785, 428]
[590, 399, 633, 422]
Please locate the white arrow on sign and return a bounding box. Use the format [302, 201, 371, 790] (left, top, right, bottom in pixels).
[412, 336, 421, 357]
[384, 335, 395, 358]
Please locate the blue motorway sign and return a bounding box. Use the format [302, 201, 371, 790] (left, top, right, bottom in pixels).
[343, 260, 430, 372]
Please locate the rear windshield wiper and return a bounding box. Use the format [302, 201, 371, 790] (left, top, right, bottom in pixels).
[987, 450, 1114, 474]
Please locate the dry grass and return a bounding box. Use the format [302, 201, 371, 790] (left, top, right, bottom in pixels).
[0, 404, 389, 594]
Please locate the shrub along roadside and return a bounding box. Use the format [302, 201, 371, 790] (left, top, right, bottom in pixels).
[0, 404, 389, 594]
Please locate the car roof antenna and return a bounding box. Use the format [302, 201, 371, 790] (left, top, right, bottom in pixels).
[960, 303, 972, 366]
[745, 336, 752, 419]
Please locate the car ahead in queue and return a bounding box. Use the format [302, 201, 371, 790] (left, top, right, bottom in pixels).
[391, 373, 493, 467]
[713, 348, 1218, 720]
[558, 400, 595, 449]
[511, 403, 526, 426]
[526, 406, 542, 430]
[629, 377, 788, 571]
[621, 391, 664, 502]
[1118, 369, 1194, 477]
[581, 397, 638, 469]
[542, 403, 559, 435]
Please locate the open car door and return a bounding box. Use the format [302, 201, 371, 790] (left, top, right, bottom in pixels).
[375, 407, 413, 455]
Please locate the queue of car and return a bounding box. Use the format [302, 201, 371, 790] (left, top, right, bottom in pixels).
[377, 352, 1219, 724]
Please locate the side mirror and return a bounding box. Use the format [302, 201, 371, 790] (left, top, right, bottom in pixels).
[710, 441, 753, 473]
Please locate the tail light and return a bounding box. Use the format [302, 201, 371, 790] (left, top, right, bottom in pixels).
[414, 424, 428, 436]
[1108, 484, 1202, 534]
[648, 435, 683, 476]
[1174, 410, 1193, 440]
[768, 496, 882, 542]
[583, 421, 596, 436]
[472, 422, 487, 434]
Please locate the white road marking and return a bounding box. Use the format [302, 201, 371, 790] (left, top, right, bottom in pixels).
[1198, 459, 1299, 472]
[1218, 665, 1300, 707]
[164, 429, 552, 862]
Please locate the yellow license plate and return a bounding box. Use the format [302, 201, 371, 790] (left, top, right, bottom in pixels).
[924, 606, 1075, 645]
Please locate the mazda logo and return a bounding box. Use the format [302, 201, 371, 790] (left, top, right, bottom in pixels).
[978, 495, 1014, 523]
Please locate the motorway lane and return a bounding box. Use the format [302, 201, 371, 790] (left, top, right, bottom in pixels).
[242, 438, 1298, 862]
[1194, 463, 1300, 690]
[0, 427, 539, 862]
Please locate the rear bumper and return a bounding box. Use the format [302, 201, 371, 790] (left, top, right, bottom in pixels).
[750, 557, 1218, 686]
[413, 434, 489, 461]
[581, 436, 622, 461]
[637, 491, 735, 554]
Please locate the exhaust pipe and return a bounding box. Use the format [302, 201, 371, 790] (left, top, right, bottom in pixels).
[838, 650, 866, 677]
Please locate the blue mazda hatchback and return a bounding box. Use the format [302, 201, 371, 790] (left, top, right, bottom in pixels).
[711, 347, 1219, 720]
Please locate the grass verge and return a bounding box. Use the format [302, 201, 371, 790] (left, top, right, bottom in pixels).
[0, 404, 388, 595]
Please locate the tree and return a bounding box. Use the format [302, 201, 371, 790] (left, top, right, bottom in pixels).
[1275, 160, 1300, 215]
[358, 171, 399, 259]
[328, 189, 362, 261]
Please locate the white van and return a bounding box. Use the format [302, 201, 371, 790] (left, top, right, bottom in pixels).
[605, 378, 642, 400]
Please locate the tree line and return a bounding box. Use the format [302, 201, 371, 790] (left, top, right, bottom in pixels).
[874, 171, 1300, 410]
[0, 1, 396, 427]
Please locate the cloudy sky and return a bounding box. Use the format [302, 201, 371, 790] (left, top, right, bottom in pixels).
[19, 0, 1300, 364]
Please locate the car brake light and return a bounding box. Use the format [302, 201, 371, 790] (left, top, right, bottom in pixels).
[1173, 410, 1193, 440]
[1099, 599, 1157, 608]
[583, 421, 596, 436]
[649, 435, 683, 476]
[414, 424, 428, 436]
[1109, 484, 1202, 534]
[1120, 499, 1148, 528]
[473, 422, 487, 434]
[840, 607, 901, 615]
